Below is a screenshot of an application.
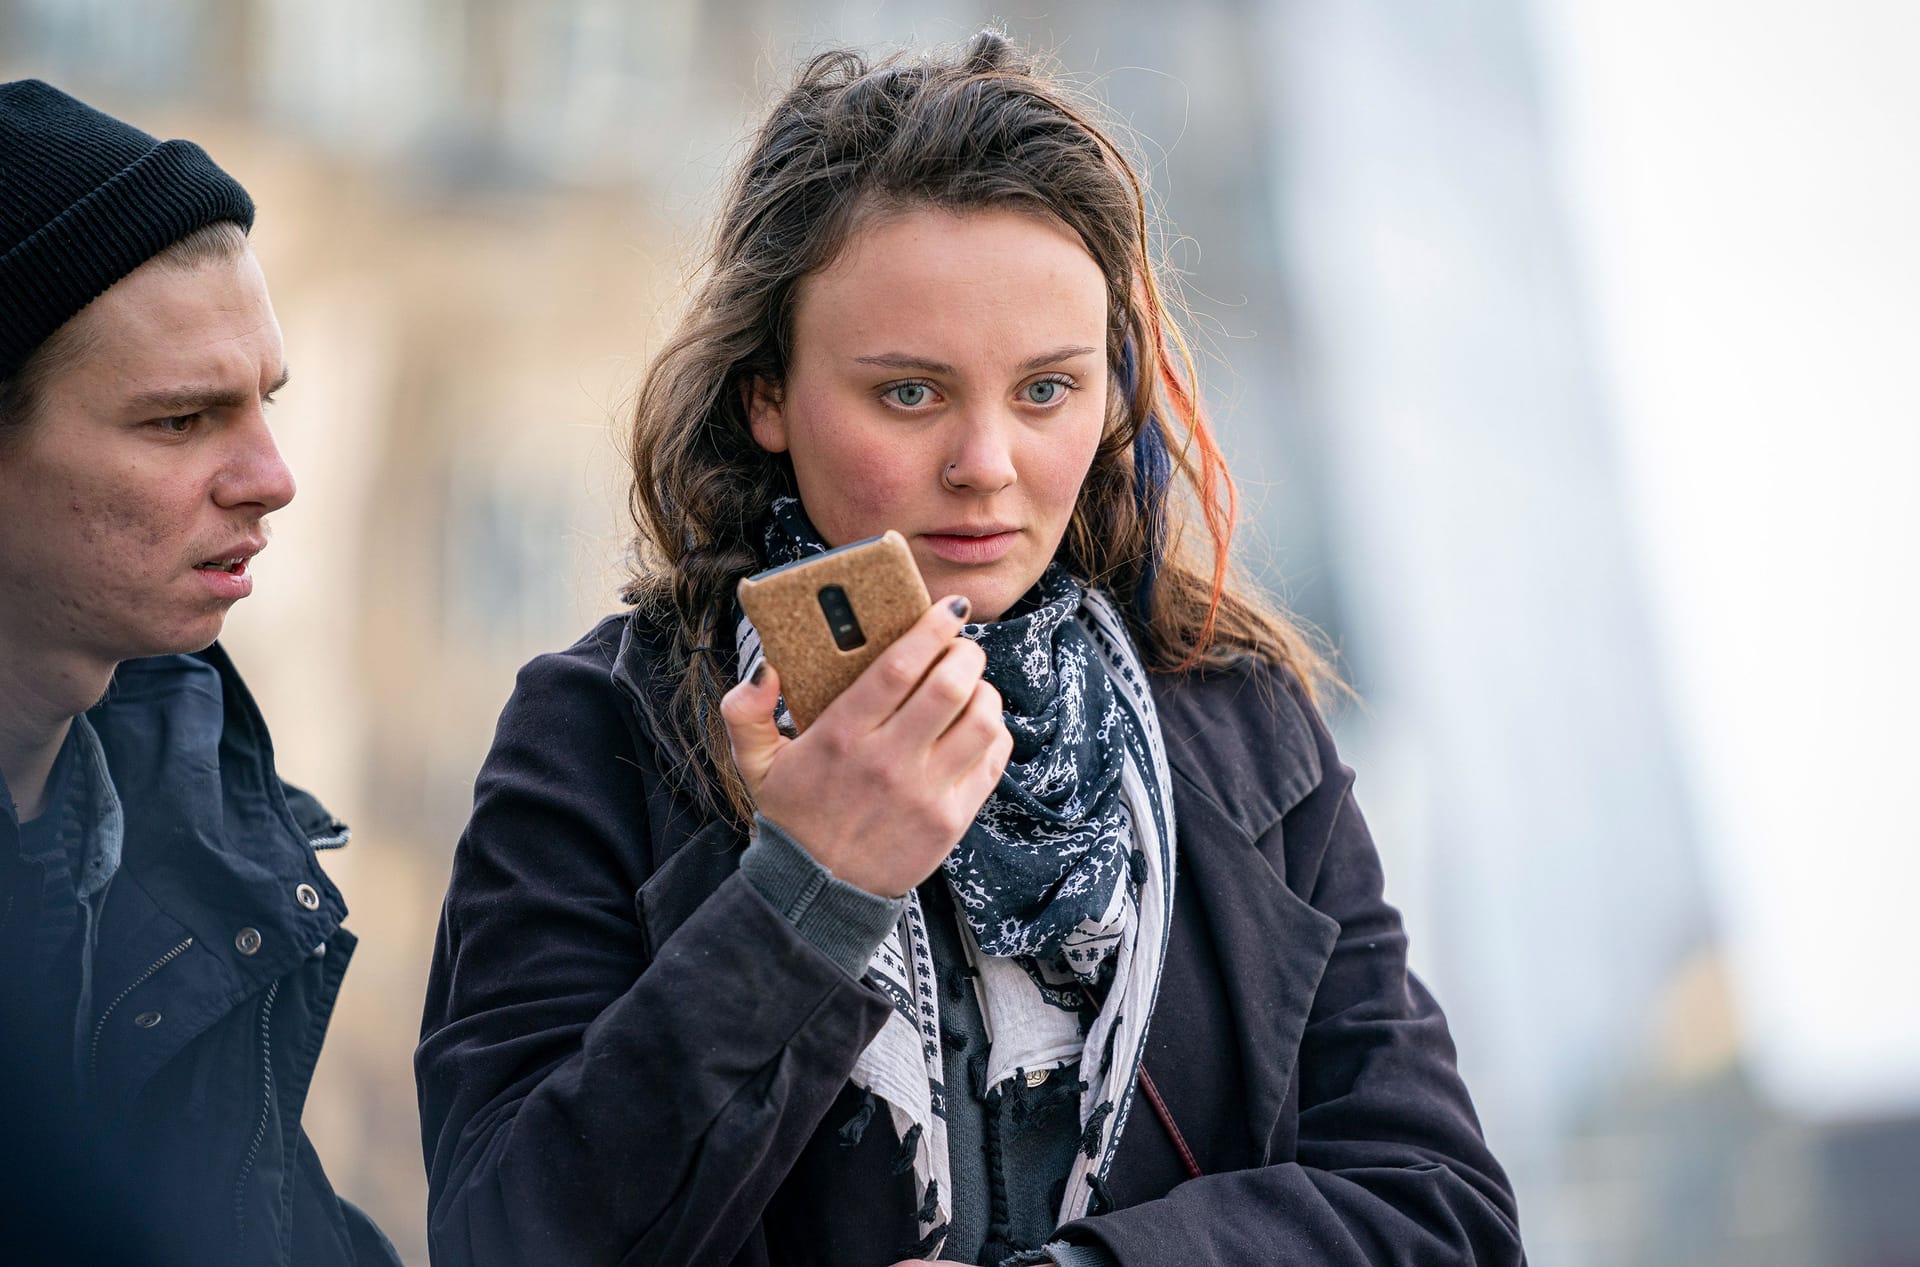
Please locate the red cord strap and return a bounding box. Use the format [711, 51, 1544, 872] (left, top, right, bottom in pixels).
[1135, 1063, 1204, 1180]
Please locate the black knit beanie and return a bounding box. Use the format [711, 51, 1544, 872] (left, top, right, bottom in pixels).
[0, 79, 255, 379]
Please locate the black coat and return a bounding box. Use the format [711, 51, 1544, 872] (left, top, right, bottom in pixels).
[417, 613, 1522, 1266]
[0, 646, 399, 1267]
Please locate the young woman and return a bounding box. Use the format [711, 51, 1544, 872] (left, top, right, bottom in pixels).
[417, 32, 1522, 1267]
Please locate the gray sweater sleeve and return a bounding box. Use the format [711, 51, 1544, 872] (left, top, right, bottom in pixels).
[738, 813, 905, 977]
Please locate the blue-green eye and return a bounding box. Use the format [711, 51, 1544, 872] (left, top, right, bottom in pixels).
[1023, 378, 1069, 405]
[887, 383, 931, 408]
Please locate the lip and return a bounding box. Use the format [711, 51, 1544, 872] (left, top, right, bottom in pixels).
[918, 527, 1020, 565]
[191, 539, 265, 601]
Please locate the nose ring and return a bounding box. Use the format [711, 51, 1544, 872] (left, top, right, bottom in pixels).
[942, 463, 960, 491]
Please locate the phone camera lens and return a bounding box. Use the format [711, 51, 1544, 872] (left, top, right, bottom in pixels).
[817, 585, 867, 651]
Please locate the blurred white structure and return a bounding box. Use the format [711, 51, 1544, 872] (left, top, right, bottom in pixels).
[1536, 0, 1920, 1121]
[1252, 3, 1709, 1260]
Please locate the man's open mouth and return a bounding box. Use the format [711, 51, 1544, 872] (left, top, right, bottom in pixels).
[195, 558, 248, 574]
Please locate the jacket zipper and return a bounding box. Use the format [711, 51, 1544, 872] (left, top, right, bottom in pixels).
[232, 979, 279, 1250]
[87, 936, 194, 1079]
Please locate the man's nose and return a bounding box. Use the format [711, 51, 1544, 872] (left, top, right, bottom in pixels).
[216, 411, 296, 513]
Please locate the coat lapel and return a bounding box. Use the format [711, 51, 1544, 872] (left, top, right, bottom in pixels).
[1151, 665, 1339, 1164]
[1165, 767, 1338, 1163]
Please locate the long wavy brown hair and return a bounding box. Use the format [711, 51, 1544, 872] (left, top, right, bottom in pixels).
[625, 30, 1335, 824]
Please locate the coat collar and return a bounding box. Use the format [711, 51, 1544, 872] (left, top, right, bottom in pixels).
[1149, 660, 1321, 840]
[84, 645, 348, 1003]
[1149, 660, 1340, 1164]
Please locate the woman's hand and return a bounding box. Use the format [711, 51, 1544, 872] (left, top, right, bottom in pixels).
[722, 595, 1012, 897]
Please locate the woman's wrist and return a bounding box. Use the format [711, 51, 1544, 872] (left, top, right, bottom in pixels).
[740, 812, 906, 976]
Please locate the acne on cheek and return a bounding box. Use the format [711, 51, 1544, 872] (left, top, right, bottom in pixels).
[63, 478, 164, 547]
[64, 480, 101, 543]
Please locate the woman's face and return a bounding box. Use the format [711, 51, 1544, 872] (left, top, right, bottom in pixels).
[749, 205, 1110, 623]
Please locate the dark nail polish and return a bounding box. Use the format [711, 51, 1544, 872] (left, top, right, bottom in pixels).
[749, 660, 768, 686]
[948, 596, 971, 620]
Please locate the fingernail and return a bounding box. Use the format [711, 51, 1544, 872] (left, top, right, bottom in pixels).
[749, 660, 768, 686]
[948, 596, 971, 620]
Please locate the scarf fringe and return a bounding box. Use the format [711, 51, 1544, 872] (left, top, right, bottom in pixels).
[836, 1088, 877, 1147]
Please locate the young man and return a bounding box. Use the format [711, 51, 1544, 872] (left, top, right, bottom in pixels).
[0, 80, 398, 1265]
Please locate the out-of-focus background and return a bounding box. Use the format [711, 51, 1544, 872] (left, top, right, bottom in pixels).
[7, 1, 1917, 1262]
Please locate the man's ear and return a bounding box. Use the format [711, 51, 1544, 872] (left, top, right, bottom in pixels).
[745, 377, 789, 453]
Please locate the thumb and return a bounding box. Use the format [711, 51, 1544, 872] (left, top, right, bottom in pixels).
[719, 659, 787, 794]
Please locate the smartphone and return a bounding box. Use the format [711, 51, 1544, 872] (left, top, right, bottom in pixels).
[736, 530, 933, 731]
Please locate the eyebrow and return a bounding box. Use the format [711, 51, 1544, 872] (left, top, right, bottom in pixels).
[852, 345, 1100, 376]
[126, 365, 292, 415]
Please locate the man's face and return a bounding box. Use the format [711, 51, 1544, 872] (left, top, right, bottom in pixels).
[0, 243, 293, 682]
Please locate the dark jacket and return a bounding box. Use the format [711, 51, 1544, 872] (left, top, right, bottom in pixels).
[0, 646, 400, 1267]
[417, 612, 1523, 1266]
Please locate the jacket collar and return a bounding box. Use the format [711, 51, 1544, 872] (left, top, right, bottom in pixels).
[84, 645, 347, 994]
[1149, 661, 1339, 1164]
[1149, 662, 1321, 841]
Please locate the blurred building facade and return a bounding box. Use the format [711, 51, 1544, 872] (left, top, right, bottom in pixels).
[5, 1, 1915, 1263]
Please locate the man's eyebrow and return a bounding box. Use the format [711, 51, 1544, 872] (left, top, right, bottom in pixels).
[126, 365, 292, 414]
[851, 346, 1099, 375]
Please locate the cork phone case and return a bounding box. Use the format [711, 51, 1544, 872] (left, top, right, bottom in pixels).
[736, 530, 932, 731]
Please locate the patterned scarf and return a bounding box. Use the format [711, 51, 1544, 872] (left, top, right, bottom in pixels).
[742, 500, 1179, 1251]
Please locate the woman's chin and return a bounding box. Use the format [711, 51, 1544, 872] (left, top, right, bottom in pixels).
[932, 551, 1071, 625]
[947, 578, 1039, 626]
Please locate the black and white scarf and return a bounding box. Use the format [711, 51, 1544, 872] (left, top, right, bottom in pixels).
[739, 500, 1178, 1249]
